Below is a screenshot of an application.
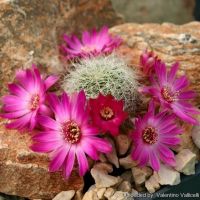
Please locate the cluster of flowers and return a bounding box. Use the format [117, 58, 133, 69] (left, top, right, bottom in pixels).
[134, 51, 200, 171]
[0, 27, 125, 178]
[1, 26, 199, 179]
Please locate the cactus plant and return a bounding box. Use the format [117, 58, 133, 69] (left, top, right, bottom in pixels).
[62, 54, 138, 112]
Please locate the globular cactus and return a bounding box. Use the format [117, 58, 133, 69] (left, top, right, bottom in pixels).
[62, 54, 138, 112]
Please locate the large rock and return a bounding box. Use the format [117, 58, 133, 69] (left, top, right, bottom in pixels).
[192, 115, 200, 149]
[110, 22, 200, 107]
[91, 167, 122, 188]
[158, 164, 180, 186]
[0, 120, 83, 199]
[174, 123, 200, 160]
[105, 137, 119, 168]
[0, 0, 122, 95]
[115, 134, 131, 156]
[175, 149, 196, 175]
[0, 2, 121, 198]
[145, 172, 160, 193]
[132, 166, 152, 186]
[119, 155, 137, 169]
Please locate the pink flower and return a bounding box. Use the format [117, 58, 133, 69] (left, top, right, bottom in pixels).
[131, 101, 182, 171]
[1, 65, 59, 131]
[60, 26, 121, 60]
[140, 61, 200, 124]
[31, 91, 112, 178]
[88, 93, 128, 136]
[140, 50, 157, 75]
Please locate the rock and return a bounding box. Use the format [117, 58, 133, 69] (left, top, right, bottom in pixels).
[99, 153, 108, 163]
[117, 181, 132, 192]
[0, 1, 121, 198]
[82, 190, 98, 200]
[119, 155, 137, 169]
[121, 170, 134, 184]
[192, 116, 200, 149]
[104, 188, 116, 199]
[82, 185, 99, 200]
[145, 172, 160, 193]
[106, 138, 119, 168]
[175, 149, 196, 175]
[97, 188, 106, 199]
[158, 164, 180, 185]
[110, 191, 127, 200]
[53, 190, 75, 200]
[131, 188, 138, 196]
[0, 120, 83, 199]
[91, 167, 122, 188]
[174, 124, 200, 159]
[111, 0, 195, 24]
[73, 189, 83, 200]
[132, 166, 153, 186]
[110, 22, 200, 107]
[115, 134, 131, 156]
[0, 0, 122, 96]
[93, 162, 113, 173]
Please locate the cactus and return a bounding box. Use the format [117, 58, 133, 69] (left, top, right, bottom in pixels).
[62, 54, 138, 112]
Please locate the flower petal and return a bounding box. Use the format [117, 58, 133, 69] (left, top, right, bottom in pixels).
[44, 75, 59, 90]
[31, 140, 62, 152]
[6, 113, 32, 130]
[63, 145, 75, 178]
[149, 151, 160, 171]
[168, 62, 179, 82]
[76, 146, 89, 176]
[37, 115, 60, 130]
[49, 145, 70, 172]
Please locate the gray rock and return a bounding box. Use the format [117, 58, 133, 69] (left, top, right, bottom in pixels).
[121, 170, 134, 184]
[82, 190, 98, 200]
[73, 189, 83, 200]
[115, 134, 131, 156]
[93, 162, 113, 173]
[175, 149, 196, 175]
[158, 164, 180, 185]
[96, 188, 106, 199]
[106, 138, 119, 168]
[110, 191, 127, 200]
[91, 168, 122, 188]
[104, 188, 115, 199]
[99, 153, 108, 163]
[119, 155, 137, 169]
[192, 121, 200, 149]
[118, 181, 132, 192]
[145, 172, 160, 193]
[132, 166, 152, 186]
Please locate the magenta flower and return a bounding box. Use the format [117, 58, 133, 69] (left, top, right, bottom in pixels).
[140, 61, 200, 124]
[31, 91, 112, 178]
[61, 26, 121, 60]
[88, 93, 128, 136]
[131, 101, 182, 171]
[1, 65, 58, 130]
[140, 50, 157, 75]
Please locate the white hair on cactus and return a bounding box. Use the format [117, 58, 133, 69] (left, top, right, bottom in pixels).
[62, 54, 139, 112]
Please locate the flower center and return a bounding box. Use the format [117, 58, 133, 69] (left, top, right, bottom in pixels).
[161, 87, 175, 103]
[81, 45, 96, 53]
[62, 121, 81, 144]
[30, 94, 40, 111]
[142, 127, 158, 145]
[100, 106, 114, 121]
